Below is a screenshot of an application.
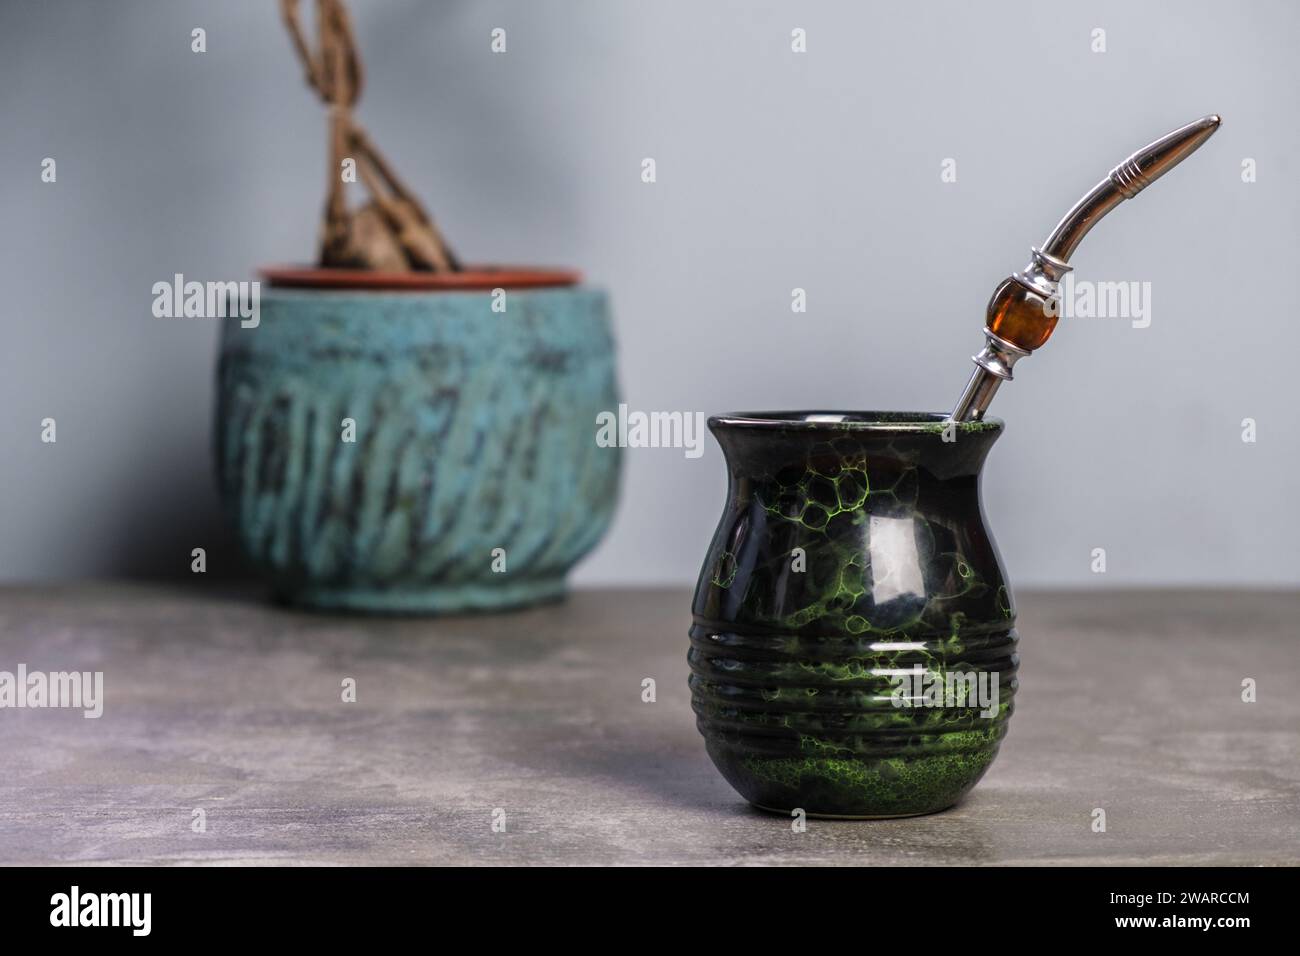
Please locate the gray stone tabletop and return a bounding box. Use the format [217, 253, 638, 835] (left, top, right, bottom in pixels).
[0, 584, 1296, 866]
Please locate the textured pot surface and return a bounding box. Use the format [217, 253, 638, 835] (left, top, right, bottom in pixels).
[690, 412, 1017, 817]
[216, 287, 620, 613]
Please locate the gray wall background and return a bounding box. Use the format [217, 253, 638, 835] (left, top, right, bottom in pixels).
[1, 0, 1297, 587]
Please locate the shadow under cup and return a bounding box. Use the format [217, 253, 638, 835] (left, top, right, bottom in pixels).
[689, 411, 1018, 817]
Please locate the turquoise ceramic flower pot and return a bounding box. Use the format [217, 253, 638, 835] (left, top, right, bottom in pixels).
[215, 285, 621, 613]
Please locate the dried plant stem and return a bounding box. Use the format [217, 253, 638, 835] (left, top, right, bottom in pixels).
[279, 0, 460, 272]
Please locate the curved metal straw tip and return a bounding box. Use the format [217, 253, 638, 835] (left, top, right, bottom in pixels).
[1117, 113, 1222, 192]
[1041, 112, 1223, 263]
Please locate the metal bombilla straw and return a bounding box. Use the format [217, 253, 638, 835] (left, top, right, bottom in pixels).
[948, 115, 1221, 423]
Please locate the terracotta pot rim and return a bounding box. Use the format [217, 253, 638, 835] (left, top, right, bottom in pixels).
[260, 264, 582, 291]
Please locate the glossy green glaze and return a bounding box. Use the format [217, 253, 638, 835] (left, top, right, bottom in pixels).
[690, 412, 1017, 817]
[215, 287, 621, 613]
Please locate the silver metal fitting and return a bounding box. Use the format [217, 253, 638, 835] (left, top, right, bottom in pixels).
[1012, 247, 1072, 300]
[972, 328, 1031, 382]
[948, 329, 1032, 422]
